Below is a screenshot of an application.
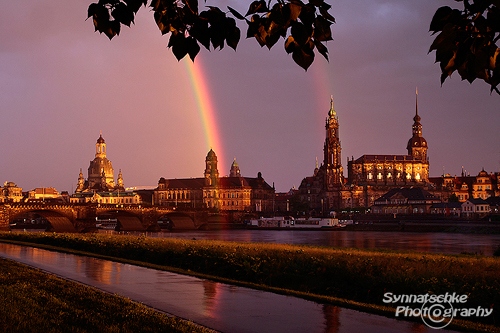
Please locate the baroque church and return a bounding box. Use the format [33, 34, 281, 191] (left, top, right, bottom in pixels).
[71, 134, 140, 204]
[154, 149, 275, 212]
[298, 93, 430, 212]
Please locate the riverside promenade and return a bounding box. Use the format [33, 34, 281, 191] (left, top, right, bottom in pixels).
[0, 243, 458, 333]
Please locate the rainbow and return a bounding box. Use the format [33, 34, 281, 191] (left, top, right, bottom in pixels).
[184, 57, 225, 174]
[311, 59, 335, 117]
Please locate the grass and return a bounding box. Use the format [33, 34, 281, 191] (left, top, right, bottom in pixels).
[0, 257, 215, 333]
[0, 231, 499, 332]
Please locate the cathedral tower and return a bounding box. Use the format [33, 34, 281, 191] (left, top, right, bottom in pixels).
[407, 89, 428, 161]
[323, 96, 343, 189]
[204, 149, 219, 186]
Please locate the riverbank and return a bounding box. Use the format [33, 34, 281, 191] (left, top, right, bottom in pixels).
[0, 232, 498, 332]
[0, 257, 215, 333]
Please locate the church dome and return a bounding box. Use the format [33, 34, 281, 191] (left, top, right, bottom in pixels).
[97, 134, 105, 144]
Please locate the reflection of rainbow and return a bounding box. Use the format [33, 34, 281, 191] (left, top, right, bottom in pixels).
[184, 57, 225, 174]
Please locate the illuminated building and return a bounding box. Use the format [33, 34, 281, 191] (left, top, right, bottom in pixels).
[298, 96, 343, 213]
[154, 150, 275, 212]
[299, 92, 431, 213]
[71, 134, 139, 204]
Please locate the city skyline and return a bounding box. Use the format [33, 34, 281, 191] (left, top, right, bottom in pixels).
[1, 0, 499, 193]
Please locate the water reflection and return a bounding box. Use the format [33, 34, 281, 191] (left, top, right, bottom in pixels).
[136, 229, 500, 256]
[0, 243, 460, 333]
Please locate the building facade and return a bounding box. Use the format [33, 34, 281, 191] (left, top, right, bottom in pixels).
[1, 181, 23, 203]
[154, 150, 275, 212]
[428, 169, 499, 203]
[298, 92, 437, 213]
[342, 91, 430, 209]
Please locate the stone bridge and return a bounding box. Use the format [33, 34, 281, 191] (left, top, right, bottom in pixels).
[0, 203, 208, 232]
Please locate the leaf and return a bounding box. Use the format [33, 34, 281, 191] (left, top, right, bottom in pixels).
[103, 20, 121, 39]
[123, 0, 145, 14]
[111, 2, 135, 27]
[292, 43, 314, 70]
[313, 15, 332, 42]
[228, 6, 245, 20]
[226, 24, 241, 50]
[285, 36, 297, 54]
[314, 39, 329, 61]
[319, 7, 335, 23]
[184, 0, 199, 16]
[245, 0, 268, 16]
[291, 21, 310, 45]
[190, 19, 210, 50]
[288, 3, 302, 22]
[298, 4, 316, 27]
[429, 6, 453, 33]
[187, 36, 200, 61]
[169, 32, 188, 60]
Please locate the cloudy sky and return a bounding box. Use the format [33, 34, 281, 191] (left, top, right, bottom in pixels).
[1, 0, 498, 193]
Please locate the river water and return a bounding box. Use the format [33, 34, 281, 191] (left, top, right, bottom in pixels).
[120, 229, 500, 256]
[0, 243, 459, 333]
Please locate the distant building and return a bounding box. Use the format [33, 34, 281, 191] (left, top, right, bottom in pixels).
[154, 150, 275, 212]
[461, 198, 490, 218]
[26, 187, 63, 203]
[1, 181, 23, 203]
[70, 191, 141, 205]
[430, 202, 462, 217]
[71, 134, 138, 204]
[428, 170, 499, 203]
[371, 187, 441, 215]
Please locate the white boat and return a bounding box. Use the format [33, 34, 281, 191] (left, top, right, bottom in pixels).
[294, 218, 339, 228]
[96, 215, 118, 230]
[249, 216, 294, 228]
[249, 217, 340, 229]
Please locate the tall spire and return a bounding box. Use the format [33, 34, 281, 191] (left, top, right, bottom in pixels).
[415, 87, 419, 118]
[328, 95, 336, 118]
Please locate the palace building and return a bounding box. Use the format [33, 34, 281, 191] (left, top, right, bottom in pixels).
[342, 92, 430, 208]
[154, 150, 275, 212]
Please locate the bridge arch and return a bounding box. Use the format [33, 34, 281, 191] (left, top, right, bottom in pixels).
[157, 212, 196, 230]
[95, 208, 146, 231]
[9, 209, 76, 233]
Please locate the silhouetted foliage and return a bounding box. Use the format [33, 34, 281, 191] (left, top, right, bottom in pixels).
[429, 0, 500, 94]
[87, 0, 334, 70]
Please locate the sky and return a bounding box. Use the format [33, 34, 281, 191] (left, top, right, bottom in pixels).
[0, 0, 498, 193]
